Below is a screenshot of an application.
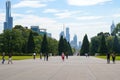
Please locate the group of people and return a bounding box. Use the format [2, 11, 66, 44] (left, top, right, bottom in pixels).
[107, 53, 116, 64]
[1, 52, 13, 64]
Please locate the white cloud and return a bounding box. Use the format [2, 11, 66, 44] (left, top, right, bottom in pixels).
[12, 0, 47, 8]
[76, 16, 104, 20]
[55, 11, 72, 19]
[0, 13, 5, 33]
[55, 10, 80, 19]
[43, 9, 59, 13]
[113, 14, 120, 18]
[0, 13, 5, 22]
[26, 10, 34, 13]
[67, 0, 112, 6]
[13, 13, 56, 27]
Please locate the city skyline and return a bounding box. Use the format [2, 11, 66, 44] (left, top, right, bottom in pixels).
[1, 0, 120, 41]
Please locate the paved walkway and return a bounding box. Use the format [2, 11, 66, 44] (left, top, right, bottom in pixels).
[0, 56, 120, 80]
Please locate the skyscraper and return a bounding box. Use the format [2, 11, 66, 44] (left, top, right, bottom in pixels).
[70, 34, 78, 49]
[4, 0, 13, 30]
[110, 21, 115, 34]
[60, 31, 65, 38]
[66, 27, 70, 42]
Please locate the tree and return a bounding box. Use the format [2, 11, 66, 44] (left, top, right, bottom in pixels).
[48, 37, 58, 56]
[2, 30, 13, 54]
[90, 36, 100, 55]
[27, 31, 35, 53]
[98, 34, 108, 55]
[106, 36, 114, 53]
[58, 36, 64, 55]
[80, 34, 89, 55]
[67, 42, 73, 55]
[113, 35, 120, 53]
[40, 34, 49, 60]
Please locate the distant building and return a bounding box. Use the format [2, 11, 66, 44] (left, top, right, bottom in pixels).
[31, 26, 51, 37]
[78, 41, 82, 49]
[66, 27, 70, 42]
[71, 34, 78, 49]
[110, 21, 115, 34]
[4, 0, 13, 30]
[31, 26, 40, 33]
[60, 31, 65, 38]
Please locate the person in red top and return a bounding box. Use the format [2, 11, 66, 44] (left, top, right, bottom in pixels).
[61, 52, 65, 61]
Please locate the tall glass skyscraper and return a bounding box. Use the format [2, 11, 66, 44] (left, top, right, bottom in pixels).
[66, 27, 70, 42]
[110, 21, 115, 34]
[4, 0, 13, 30]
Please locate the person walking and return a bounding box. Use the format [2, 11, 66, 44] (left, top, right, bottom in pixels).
[61, 52, 65, 61]
[8, 53, 13, 64]
[2, 52, 5, 64]
[66, 53, 68, 59]
[33, 52, 36, 60]
[106, 53, 110, 64]
[111, 53, 116, 64]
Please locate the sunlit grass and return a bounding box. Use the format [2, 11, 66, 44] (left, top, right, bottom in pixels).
[0, 56, 40, 60]
[96, 56, 120, 60]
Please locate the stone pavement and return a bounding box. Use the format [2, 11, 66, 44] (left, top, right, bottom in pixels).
[0, 56, 120, 80]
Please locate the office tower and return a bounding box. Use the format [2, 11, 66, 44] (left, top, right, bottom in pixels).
[60, 31, 65, 38]
[66, 27, 70, 42]
[73, 34, 77, 48]
[110, 21, 115, 34]
[4, 0, 13, 30]
[31, 26, 40, 33]
[70, 34, 78, 49]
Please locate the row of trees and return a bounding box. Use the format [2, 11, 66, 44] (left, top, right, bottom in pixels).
[0, 25, 73, 56]
[80, 23, 120, 56]
[0, 25, 58, 56]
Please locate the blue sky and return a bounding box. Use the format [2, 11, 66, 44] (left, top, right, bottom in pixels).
[1, 0, 120, 42]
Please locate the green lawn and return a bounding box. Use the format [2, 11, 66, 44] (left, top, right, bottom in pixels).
[96, 56, 120, 60]
[0, 56, 40, 60]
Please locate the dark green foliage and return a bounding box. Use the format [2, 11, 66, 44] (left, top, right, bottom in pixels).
[48, 38, 58, 56]
[106, 36, 114, 53]
[80, 34, 89, 55]
[58, 36, 73, 56]
[58, 36, 64, 55]
[0, 25, 58, 56]
[67, 42, 73, 55]
[40, 34, 48, 55]
[113, 35, 120, 53]
[27, 31, 35, 53]
[2, 30, 13, 54]
[90, 36, 100, 55]
[98, 34, 108, 55]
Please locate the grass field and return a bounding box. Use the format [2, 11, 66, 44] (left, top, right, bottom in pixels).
[96, 56, 120, 60]
[0, 56, 41, 60]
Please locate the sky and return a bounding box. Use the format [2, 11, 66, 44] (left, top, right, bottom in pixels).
[0, 0, 120, 42]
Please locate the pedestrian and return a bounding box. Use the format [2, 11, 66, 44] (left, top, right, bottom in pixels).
[44, 53, 46, 61]
[61, 52, 65, 61]
[2, 52, 5, 64]
[85, 53, 88, 57]
[46, 54, 48, 61]
[106, 53, 110, 64]
[66, 53, 68, 59]
[33, 52, 36, 60]
[111, 53, 116, 64]
[40, 53, 42, 59]
[8, 53, 13, 64]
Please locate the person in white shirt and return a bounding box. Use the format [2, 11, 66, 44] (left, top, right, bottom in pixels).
[33, 53, 36, 60]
